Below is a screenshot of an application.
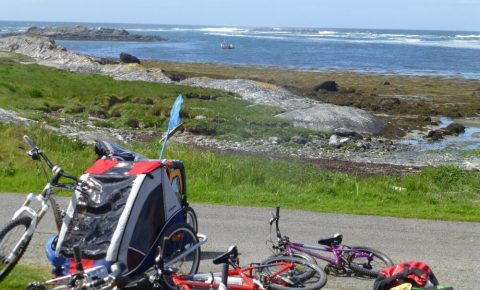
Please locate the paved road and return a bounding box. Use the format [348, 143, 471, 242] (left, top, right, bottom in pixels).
[1, 193, 479, 289]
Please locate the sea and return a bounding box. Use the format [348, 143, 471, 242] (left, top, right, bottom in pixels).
[1, 20, 479, 79]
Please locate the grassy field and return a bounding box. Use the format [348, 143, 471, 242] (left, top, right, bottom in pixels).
[0, 264, 49, 289]
[145, 60, 480, 137]
[0, 55, 313, 141]
[1, 123, 479, 222]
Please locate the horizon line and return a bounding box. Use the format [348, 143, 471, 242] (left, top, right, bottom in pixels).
[1, 19, 479, 34]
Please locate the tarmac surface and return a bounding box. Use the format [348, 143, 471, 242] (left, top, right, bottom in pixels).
[0, 193, 479, 289]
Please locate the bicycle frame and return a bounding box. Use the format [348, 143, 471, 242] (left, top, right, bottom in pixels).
[171, 260, 296, 290]
[282, 242, 373, 269]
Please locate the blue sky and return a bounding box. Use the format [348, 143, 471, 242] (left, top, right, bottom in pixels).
[0, 0, 479, 31]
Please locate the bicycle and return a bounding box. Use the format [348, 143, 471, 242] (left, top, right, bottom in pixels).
[150, 243, 327, 290]
[26, 227, 207, 290]
[0, 135, 83, 282]
[268, 207, 393, 278]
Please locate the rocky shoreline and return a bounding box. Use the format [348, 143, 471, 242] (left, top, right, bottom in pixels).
[1, 34, 479, 172]
[5, 25, 166, 42]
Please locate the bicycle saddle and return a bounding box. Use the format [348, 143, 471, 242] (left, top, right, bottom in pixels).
[213, 245, 238, 265]
[318, 233, 343, 246]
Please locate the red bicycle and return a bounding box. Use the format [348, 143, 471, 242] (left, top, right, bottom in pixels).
[150, 244, 327, 290]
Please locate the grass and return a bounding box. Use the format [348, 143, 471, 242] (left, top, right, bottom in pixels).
[0, 55, 315, 141]
[0, 123, 479, 222]
[0, 264, 50, 289]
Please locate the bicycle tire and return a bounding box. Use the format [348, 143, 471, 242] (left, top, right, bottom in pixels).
[0, 216, 33, 282]
[49, 196, 63, 233]
[259, 256, 327, 290]
[269, 251, 317, 280]
[185, 206, 198, 233]
[347, 246, 393, 278]
[159, 223, 201, 290]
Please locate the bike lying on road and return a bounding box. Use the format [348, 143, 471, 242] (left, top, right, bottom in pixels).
[268, 207, 393, 278]
[150, 243, 327, 290]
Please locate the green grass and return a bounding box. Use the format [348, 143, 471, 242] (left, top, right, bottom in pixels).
[1, 124, 479, 222]
[0, 264, 50, 289]
[0, 57, 315, 141]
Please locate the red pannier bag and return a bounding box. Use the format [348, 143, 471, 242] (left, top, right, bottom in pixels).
[373, 261, 439, 290]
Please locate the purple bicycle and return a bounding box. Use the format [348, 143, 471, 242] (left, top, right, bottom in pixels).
[267, 207, 393, 278]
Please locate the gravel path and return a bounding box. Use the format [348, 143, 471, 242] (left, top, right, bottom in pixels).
[0, 193, 479, 289]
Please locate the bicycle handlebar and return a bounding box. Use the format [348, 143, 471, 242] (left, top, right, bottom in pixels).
[23, 135, 37, 149]
[269, 206, 283, 240]
[23, 135, 79, 185]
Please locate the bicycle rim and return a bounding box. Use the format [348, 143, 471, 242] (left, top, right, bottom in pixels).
[160, 223, 200, 290]
[258, 256, 327, 290]
[347, 246, 393, 278]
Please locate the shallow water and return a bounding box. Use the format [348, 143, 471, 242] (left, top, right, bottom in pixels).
[400, 117, 480, 151]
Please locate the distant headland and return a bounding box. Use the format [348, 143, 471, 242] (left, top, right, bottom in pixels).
[5, 25, 166, 42]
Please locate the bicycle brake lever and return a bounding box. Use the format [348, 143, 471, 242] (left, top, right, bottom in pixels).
[269, 217, 275, 225]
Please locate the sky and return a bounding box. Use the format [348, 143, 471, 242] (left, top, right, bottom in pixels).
[0, 0, 479, 31]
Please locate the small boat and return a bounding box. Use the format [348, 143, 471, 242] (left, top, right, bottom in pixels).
[220, 42, 234, 49]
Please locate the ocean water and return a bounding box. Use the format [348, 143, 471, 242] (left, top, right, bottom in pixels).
[1, 20, 480, 78]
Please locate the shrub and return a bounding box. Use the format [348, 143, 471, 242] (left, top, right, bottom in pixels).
[125, 118, 139, 128]
[28, 88, 43, 98]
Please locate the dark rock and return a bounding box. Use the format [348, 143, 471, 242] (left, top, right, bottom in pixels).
[382, 79, 391, 85]
[314, 81, 338, 92]
[423, 116, 432, 122]
[290, 135, 308, 145]
[169, 74, 182, 82]
[472, 91, 480, 97]
[444, 122, 465, 135]
[120, 52, 140, 64]
[334, 131, 364, 140]
[426, 130, 444, 140]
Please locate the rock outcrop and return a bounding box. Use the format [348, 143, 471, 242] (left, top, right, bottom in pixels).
[15, 25, 166, 42]
[180, 78, 385, 135]
[0, 35, 171, 83]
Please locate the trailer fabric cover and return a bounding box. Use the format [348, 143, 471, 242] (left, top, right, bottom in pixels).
[56, 173, 137, 258]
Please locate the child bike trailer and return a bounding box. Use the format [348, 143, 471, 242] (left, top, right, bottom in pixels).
[45, 153, 202, 287]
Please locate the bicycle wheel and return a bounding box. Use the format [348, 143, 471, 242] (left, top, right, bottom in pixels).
[159, 223, 201, 290]
[269, 251, 317, 280]
[347, 246, 393, 278]
[259, 256, 327, 290]
[0, 216, 33, 282]
[185, 206, 198, 233]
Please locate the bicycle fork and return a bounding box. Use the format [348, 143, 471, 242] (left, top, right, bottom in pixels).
[6, 193, 49, 262]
